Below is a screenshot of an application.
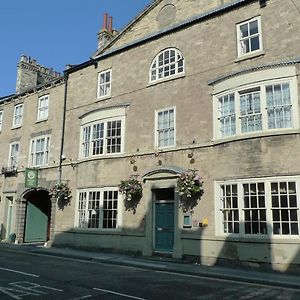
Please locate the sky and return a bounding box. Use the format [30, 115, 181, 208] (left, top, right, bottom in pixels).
[0, 0, 152, 97]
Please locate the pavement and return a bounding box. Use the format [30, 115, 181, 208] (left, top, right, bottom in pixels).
[0, 242, 299, 290]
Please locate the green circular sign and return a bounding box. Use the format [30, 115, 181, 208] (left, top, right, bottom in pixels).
[27, 170, 36, 180]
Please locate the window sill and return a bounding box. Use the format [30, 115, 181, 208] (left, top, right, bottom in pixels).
[217, 234, 300, 242]
[155, 144, 176, 151]
[78, 152, 125, 162]
[35, 118, 48, 124]
[71, 228, 122, 234]
[11, 125, 21, 130]
[213, 128, 300, 145]
[28, 164, 49, 169]
[96, 94, 111, 102]
[235, 50, 265, 63]
[147, 73, 185, 87]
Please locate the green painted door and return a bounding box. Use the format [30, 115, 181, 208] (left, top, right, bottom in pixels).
[24, 201, 48, 242]
[155, 202, 174, 251]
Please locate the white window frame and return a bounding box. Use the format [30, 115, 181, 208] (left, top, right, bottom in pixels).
[75, 187, 122, 230]
[155, 107, 176, 149]
[37, 95, 49, 120]
[213, 72, 299, 140]
[215, 176, 300, 238]
[97, 69, 112, 99]
[0, 110, 3, 131]
[237, 16, 263, 57]
[29, 135, 50, 167]
[79, 106, 126, 159]
[13, 103, 23, 127]
[80, 117, 124, 158]
[8, 142, 20, 169]
[149, 48, 185, 83]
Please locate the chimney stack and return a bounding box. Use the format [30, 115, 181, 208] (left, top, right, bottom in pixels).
[97, 13, 118, 50]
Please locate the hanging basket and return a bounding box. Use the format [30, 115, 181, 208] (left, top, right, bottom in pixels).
[119, 178, 143, 214]
[49, 183, 72, 210]
[177, 170, 204, 212]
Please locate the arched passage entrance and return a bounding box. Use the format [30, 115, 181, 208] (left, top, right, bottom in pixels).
[23, 189, 51, 243]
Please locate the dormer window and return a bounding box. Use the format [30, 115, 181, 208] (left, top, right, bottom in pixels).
[149, 48, 184, 83]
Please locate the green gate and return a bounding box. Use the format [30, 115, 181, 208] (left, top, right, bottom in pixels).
[24, 200, 49, 242]
[155, 202, 174, 251]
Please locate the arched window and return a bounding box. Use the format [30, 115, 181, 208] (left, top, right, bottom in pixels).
[149, 48, 184, 82]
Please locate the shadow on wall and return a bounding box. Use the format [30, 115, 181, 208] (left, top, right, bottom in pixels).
[51, 193, 300, 275]
[286, 245, 300, 274]
[0, 223, 5, 241]
[215, 221, 300, 275]
[51, 189, 206, 259]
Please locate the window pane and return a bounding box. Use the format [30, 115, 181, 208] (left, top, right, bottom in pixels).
[281, 209, 289, 221]
[273, 223, 280, 235]
[290, 210, 298, 221]
[273, 209, 280, 221]
[240, 23, 249, 38]
[250, 36, 260, 51]
[282, 223, 290, 235]
[260, 223, 267, 234]
[289, 195, 297, 207]
[291, 223, 299, 235]
[249, 20, 258, 35]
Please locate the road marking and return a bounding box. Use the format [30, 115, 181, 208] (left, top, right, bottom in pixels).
[11, 281, 63, 292]
[0, 267, 39, 278]
[0, 286, 40, 300]
[0, 282, 64, 299]
[69, 296, 92, 300]
[93, 288, 147, 300]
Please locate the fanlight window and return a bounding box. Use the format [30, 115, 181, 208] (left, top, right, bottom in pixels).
[150, 48, 184, 82]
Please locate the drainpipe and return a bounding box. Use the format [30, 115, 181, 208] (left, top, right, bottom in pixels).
[58, 71, 68, 184]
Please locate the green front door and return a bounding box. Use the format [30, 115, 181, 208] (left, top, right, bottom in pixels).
[155, 202, 174, 252]
[24, 201, 48, 242]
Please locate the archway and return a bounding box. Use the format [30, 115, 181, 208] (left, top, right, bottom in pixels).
[23, 189, 51, 243]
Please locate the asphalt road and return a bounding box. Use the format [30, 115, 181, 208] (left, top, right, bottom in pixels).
[0, 248, 299, 299]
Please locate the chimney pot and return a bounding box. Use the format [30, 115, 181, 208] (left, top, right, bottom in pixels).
[108, 16, 113, 33]
[103, 13, 108, 30]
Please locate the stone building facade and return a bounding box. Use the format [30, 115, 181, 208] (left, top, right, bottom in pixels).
[0, 56, 64, 243]
[1, 0, 300, 273]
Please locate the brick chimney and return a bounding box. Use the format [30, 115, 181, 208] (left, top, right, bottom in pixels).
[16, 55, 61, 94]
[97, 13, 117, 50]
